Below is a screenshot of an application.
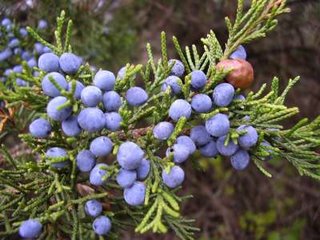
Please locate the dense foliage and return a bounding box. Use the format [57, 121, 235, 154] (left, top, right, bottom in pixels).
[0, 1, 319, 239]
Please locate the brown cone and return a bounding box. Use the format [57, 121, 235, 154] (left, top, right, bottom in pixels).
[216, 59, 254, 89]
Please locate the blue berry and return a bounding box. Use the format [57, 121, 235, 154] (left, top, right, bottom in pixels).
[176, 135, 196, 154]
[59, 53, 82, 74]
[46, 147, 68, 169]
[166, 144, 190, 163]
[105, 112, 122, 131]
[234, 94, 246, 101]
[43, 46, 52, 53]
[38, 53, 60, 72]
[61, 115, 81, 136]
[116, 169, 137, 188]
[212, 83, 235, 107]
[42, 72, 68, 97]
[190, 125, 211, 146]
[77, 107, 105, 132]
[19, 219, 42, 239]
[90, 163, 109, 186]
[93, 70, 116, 91]
[205, 113, 230, 137]
[92, 216, 112, 236]
[8, 38, 20, 48]
[29, 118, 51, 138]
[0, 48, 12, 61]
[38, 19, 48, 29]
[19, 28, 28, 37]
[216, 135, 239, 156]
[16, 78, 27, 87]
[191, 70, 207, 89]
[169, 99, 192, 121]
[21, 51, 32, 60]
[136, 158, 150, 180]
[199, 140, 219, 157]
[90, 136, 113, 157]
[1, 18, 11, 26]
[237, 125, 258, 149]
[161, 76, 182, 94]
[34, 43, 44, 54]
[191, 94, 212, 113]
[230, 150, 250, 170]
[124, 181, 146, 206]
[117, 66, 126, 79]
[153, 121, 174, 140]
[230, 45, 247, 60]
[47, 96, 72, 121]
[102, 91, 122, 112]
[13, 65, 22, 73]
[168, 59, 185, 77]
[68, 81, 85, 99]
[162, 166, 185, 189]
[85, 200, 103, 217]
[27, 58, 37, 68]
[4, 69, 13, 76]
[81, 86, 102, 107]
[126, 87, 148, 106]
[76, 150, 96, 172]
[117, 142, 144, 170]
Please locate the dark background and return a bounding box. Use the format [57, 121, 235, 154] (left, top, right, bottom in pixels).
[1, 0, 320, 239]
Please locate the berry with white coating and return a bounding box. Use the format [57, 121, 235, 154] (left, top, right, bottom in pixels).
[176, 135, 196, 154]
[161, 76, 182, 94]
[103, 91, 122, 112]
[126, 87, 148, 106]
[191, 94, 212, 113]
[237, 125, 258, 149]
[42, 72, 68, 97]
[199, 140, 219, 157]
[124, 181, 146, 206]
[77, 108, 105, 132]
[81, 86, 102, 107]
[162, 166, 185, 189]
[46, 96, 72, 121]
[89, 136, 113, 157]
[116, 169, 137, 188]
[29, 118, 51, 138]
[85, 200, 103, 217]
[117, 142, 144, 170]
[90, 163, 109, 186]
[76, 150, 96, 172]
[216, 135, 239, 156]
[230, 150, 250, 170]
[153, 121, 174, 140]
[168, 59, 185, 77]
[93, 70, 116, 91]
[59, 52, 82, 74]
[205, 113, 230, 137]
[212, 83, 235, 107]
[166, 144, 190, 163]
[61, 115, 81, 136]
[105, 112, 122, 131]
[169, 99, 192, 121]
[190, 70, 207, 89]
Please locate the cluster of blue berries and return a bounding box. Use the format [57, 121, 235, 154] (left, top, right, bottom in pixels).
[0, 17, 50, 86]
[84, 199, 112, 236]
[152, 50, 263, 189]
[24, 40, 266, 237]
[27, 46, 153, 235]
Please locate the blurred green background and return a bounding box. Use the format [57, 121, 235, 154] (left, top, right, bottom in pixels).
[1, 0, 320, 239]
